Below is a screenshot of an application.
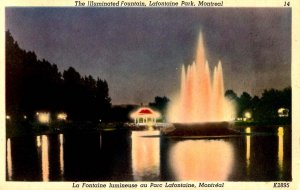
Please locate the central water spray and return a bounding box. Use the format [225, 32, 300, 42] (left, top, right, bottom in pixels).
[167, 32, 235, 123]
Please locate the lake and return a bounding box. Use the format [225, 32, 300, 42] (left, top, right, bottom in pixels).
[6, 125, 291, 181]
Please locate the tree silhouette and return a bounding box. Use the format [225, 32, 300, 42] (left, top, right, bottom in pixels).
[6, 31, 111, 122]
[238, 92, 252, 117]
[149, 96, 170, 120]
[225, 88, 291, 122]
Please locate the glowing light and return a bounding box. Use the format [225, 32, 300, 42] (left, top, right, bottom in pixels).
[245, 127, 251, 134]
[242, 112, 252, 121]
[245, 127, 251, 173]
[38, 112, 50, 124]
[244, 112, 251, 119]
[7, 138, 12, 180]
[278, 127, 284, 136]
[41, 135, 49, 181]
[23, 115, 27, 119]
[131, 131, 160, 180]
[278, 108, 289, 117]
[169, 140, 233, 181]
[167, 32, 235, 123]
[36, 135, 49, 181]
[36, 136, 41, 147]
[278, 127, 284, 174]
[57, 113, 67, 121]
[59, 134, 64, 177]
[6, 115, 11, 120]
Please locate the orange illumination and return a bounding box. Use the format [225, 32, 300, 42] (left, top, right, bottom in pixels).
[278, 127, 284, 173]
[7, 138, 12, 180]
[246, 127, 251, 134]
[36, 136, 41, 148]
[246, 127, 251, 171]
[131, 131, 160, 180]
[169, 140, 234, 181]
[37, 135, 49, 181]
[59, 134, 64, 176]
[244, 112, 251, 119]
[57, 113, 67, 121]
[38, 112, 50, 124]
[278, 127, 284, 136]
[167, 32, 235, 123]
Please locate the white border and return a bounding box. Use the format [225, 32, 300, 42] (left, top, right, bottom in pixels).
[0, 0, 299, 190]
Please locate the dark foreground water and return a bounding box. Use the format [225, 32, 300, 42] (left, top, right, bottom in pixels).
[6, 125, 291, 181]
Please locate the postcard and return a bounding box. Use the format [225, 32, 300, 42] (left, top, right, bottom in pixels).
[1, 0, 299, 189]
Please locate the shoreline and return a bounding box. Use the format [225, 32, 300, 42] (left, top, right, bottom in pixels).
[6, 120, 291, 138]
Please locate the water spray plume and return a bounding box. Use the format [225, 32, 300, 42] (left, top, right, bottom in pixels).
[167, 32, 235, 123]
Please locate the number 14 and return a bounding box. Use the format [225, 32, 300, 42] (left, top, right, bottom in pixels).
[284, 1, 290, 6]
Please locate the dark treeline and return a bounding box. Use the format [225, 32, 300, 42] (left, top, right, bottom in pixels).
[225, 87, 291, 122]
[6, 31, 111, 122]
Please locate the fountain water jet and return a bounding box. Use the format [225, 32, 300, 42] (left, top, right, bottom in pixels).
[167, 32, 235, 123]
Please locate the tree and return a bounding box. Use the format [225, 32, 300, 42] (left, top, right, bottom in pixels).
[95, 79, 111, 121]
[149, 96, 170, 120]
[238, 92, 252, 117]
[225, 90, 238, 101]
[6, 31, 112, 122]
[250, 96, 261, 121]
[6, 31, 62, 117]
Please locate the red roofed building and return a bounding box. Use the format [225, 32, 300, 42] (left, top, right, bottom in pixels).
[130, 107, 161, 126]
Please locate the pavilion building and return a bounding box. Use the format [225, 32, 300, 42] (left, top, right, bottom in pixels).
[130, 107, 161, 126]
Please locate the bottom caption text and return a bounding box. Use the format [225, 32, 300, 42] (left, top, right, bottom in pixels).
[72, 182, 225, 188]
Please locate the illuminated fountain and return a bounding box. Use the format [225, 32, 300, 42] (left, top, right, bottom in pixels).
[168, 32, 235, 123]
[164, 32, 236, 136]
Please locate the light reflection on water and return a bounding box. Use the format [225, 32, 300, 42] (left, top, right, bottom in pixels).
[99, 133, 102, 149]
[6, 126, 291, 181]
[168, 139, 234, 181]
[36, 135, 49, 181]
[278, 127, 284, 174]
[36, 134, 65, 181]
[6, 138, 12, 180]
[245, 127, 251, 175]
[59, 134, 64, 177]
[36, 136, 41, 147]
[131, 131, 160, 180]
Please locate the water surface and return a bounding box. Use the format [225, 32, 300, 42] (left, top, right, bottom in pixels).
[6, 125, 291, 181]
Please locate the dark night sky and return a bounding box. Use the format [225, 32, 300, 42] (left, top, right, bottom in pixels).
[6, 8, 291, 105]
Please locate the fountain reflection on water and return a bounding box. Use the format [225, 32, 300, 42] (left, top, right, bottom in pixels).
[5, 128, 291, 181]
[167, 32, 235, 123]
[131, 131, 160, 180]
[168, 140, 234, 181]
